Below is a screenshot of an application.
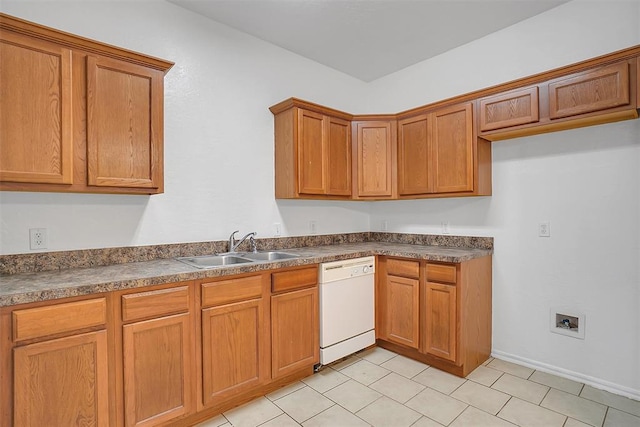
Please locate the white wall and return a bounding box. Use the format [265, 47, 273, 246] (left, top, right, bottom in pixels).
[1, 0, 639, 398]
[0, 0, 371, 254]
[362, 0, 640, 112]
[367, 0, 640, 397]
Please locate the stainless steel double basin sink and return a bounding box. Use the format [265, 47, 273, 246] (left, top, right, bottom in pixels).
[176, 251, 300, 269]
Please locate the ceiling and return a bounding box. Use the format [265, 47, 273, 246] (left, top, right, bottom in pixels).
[168, 0, 569, 82]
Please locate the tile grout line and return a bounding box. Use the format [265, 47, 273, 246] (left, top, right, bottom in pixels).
[211, 351, 639, 427]
[600, 405, 610, 427]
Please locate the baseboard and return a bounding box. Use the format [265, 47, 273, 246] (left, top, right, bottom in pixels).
[491, 350, 640, 401]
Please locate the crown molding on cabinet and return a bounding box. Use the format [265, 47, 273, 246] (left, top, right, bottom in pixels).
[0, 12, 174, 73]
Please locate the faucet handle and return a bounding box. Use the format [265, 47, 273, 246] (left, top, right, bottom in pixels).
[228, 230, 239, 252]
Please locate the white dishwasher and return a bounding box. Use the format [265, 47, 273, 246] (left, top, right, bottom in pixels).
[319, 256, 376, 365]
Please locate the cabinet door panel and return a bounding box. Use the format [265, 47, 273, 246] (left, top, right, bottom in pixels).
[398, 115, 431, 195]
[431, 103, 474, 193]
[385, 275, 419, 349]
[14, 330, 108, 427]
[424, 282, 457, 362]
[87, 56, 163, 189]
[123, 313, 193, 426]
[479, 86, 539, 131]
[0, 30, 73, 184]
[549, 62, 630, 119]
[297, 109, 325, 195]
[272, 287, 319, 378]
[637, 57, 640, 108]
[326, 117, 351, 195]
[202, 298, 267, 404]
[356, 121, 394, 197]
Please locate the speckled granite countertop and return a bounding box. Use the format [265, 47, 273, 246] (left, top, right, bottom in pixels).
[0, 242, 491, 307]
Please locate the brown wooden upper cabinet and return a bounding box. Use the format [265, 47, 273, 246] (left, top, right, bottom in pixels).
[398, 102, 491, 198]
[398, 114, 430, 195]
[353, 120, 396, 199]
[548, 61, 630, 119]
[431, 103, 475, 194]
[0, 13, 173, 194]
[271, 99, 352, 199]
[0, 30, 73, 185]
[478, 58, 638, 141]
[637, 57, 640, 107]
[478, 86, 540, 132]
[87, 56, 164, 190]
[271, 48, 640, 201]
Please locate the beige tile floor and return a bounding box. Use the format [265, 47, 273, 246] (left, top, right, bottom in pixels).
[197, 347, 640, 427]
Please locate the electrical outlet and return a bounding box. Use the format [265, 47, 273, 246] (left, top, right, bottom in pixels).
[381, 220, 388, 231]
[274, 223, 281, 237]
[539, 222, 551, 237]
[309, 220, 317, 235]
[441, 221, 450, 234]
[29, 228, 47, 250]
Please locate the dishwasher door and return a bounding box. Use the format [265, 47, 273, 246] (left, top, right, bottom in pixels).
[319, 262, 375, 365]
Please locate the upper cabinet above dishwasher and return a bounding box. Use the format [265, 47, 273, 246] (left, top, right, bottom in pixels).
[0, 13, 173, 195]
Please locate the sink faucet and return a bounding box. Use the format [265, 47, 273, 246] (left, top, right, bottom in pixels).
[228, 230, 257, 253]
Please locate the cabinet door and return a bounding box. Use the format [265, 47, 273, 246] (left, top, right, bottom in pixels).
[355, 121, 394, 197]
[202, 298, 268, 405]
[122, 313, 193, 427]
[87, 56, 163, 190]
[424, 282, 457, 362]
[0, 30, 73, 184]
[549, 61, 630, 120]
[272, 287, 319, 378]
[479, 86, 539, 132]
[431, 103, 474, 193]
[637, 57, 640, 108]
[326, 116, 351, 196]
[297, 109, 326, 195]
[398, 114, 431, 195]
[14, 330, 109, 427]
[385, 275, 420, 349]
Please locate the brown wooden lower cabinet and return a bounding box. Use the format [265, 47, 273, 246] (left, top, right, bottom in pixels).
[271, 286, 319, 379]
[0, 267, 319, 427]
[423, 282, 457, 362]
[118, 284, 194, 427]
[2, 255, 492, 425]
[201, 298, 268, 405]
[377, 255, 492, 377]
[13, 330, 110, 427]
[122, 313, 194, 427]
[384, 274, 420, 349]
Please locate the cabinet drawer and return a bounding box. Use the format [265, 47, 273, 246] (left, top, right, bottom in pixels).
[13, 298, 107, 341]
[386, 259, 419, 279]
[549, 61, 630, 119]
[272, 266, 318, 293]
[122, 286, 189, 322]
[426, 264, 457, 284]
[201, 275, 263, 308]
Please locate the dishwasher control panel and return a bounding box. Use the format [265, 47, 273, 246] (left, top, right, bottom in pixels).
[319, 256, 375, 283]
